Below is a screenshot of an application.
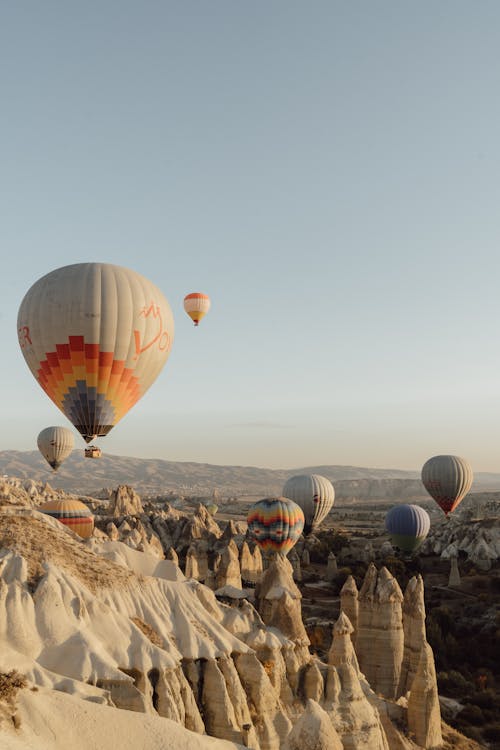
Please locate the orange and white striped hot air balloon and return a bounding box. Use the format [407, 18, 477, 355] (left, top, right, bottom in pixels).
[183, 292, 211, 327]
[39, 498, 94, 539]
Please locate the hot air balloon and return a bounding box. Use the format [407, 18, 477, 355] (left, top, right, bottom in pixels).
[385, 504, 430, 554]
[37, 426, 74, 471]
[421, 455, 473, 516]
[282, 474, 334, 535]
[39, 498, 94, 539]
[247, 497, 304, 556]
[17, 263, 174, 443]
[206, 503, 218, 516]
[183, 292, 211, 326]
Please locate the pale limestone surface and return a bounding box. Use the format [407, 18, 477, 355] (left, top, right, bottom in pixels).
[407, 642, 443, 749]
[0, 502, 447, 750]
[397, 575, 426, 698]
[109, 484, 144, 516]
[216, 538, 243, 589]
[255, 554, 310, 653]
[356, 564, 404, 699]
[184, 543, 209, 581]
[1, 686, 245, 750]
[302, 661, 324, 702]
[340, 574, 359, 641]
[240, 540, 263, 584]
[283, 700, 343, 750]
[328, 612, 360, 673]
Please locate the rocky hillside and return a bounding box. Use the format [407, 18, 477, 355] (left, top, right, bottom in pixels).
[2, 449, 500, 500]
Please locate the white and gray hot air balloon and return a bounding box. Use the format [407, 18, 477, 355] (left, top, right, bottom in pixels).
[37, 426, 74, 471]
[282, 473, 335, 535]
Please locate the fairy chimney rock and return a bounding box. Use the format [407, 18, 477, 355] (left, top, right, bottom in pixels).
[215, 538, 242, 590]
[340, 574, 359, 641]
[328, 612, 360, 674]
[448, 555, 461, 588]
[326, 552, 338, 581]
[240, 540, 263, 585]
[302, 662, 324, 703]
[109, 485, 144, 517]
[255, 553, 310, 650]
[184, 544, 208, 581]
[398, 574, 427, 697]
[407, 642, 443, 749]
[284, 699, 343, 750]
[356, 565, 404, 699]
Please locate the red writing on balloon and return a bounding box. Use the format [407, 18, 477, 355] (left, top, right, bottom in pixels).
[133, 302, 170, 360]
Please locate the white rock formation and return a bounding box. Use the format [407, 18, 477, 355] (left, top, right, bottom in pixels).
[240, 540, 263, 585]
[283, 699, 343, 750]
[216, 539, 243, 590]
[184, 544, 209, 581]
[356, 564, 404, 699]
[448, 555, 461, 587]
[397, 575, 426, 698]
[0, 685, 246, 750]
[109, 485, 144, 517]
[255, 553, 310, 665]
[340, 575, 358, 642]
[407, 642, 443, 749]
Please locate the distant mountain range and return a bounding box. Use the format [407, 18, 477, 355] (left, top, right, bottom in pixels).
[1, 450, 500, 502]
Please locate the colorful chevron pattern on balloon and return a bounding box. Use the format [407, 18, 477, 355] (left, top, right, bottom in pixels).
[36, 335, 141, 441]
[39, 499, 94, 539]
[247, 497, 304, 555]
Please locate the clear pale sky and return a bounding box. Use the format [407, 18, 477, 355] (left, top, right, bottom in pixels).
[2, 2, 500, 471]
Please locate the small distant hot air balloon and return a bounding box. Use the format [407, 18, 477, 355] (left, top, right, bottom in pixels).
[17, 263, 174, 443]
[206, 503, 218, 516]
[37, 426, 74, 471]
[421, 455, 473, 516]
[247, 497, 304, 556]
[385, 504, 430, 554]
[282, 474, 334, 535]
[39, 498, 94, 539]
[183, 292, 211, 326]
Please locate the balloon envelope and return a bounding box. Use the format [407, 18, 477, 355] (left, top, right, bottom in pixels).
[421, 455, 473, 516]
[18, 263, 174, 442]
[39, 498, 94, 539]
[282, 474, 334, 535]
[37, 426, 74, 471]
[385, 504, 430, 554]
[183, 292, 211, 326]
[247, 497, 304, 555]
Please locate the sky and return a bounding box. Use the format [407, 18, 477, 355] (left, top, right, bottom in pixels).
[1, 1, 500, 471]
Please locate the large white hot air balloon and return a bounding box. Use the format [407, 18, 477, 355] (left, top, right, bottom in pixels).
[18, 263, 174, 442]
[37, 426, 74, 471]
[282, 474, 335, 535]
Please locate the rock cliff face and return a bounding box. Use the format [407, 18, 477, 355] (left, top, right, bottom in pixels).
[356, 564, 404, 699]
[398, 574, 426, 698]
[0, 495, 446, 750]
[109, 485, 144, 516]
[407, 643, 443, 749]
[284, 700, 343, 750]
